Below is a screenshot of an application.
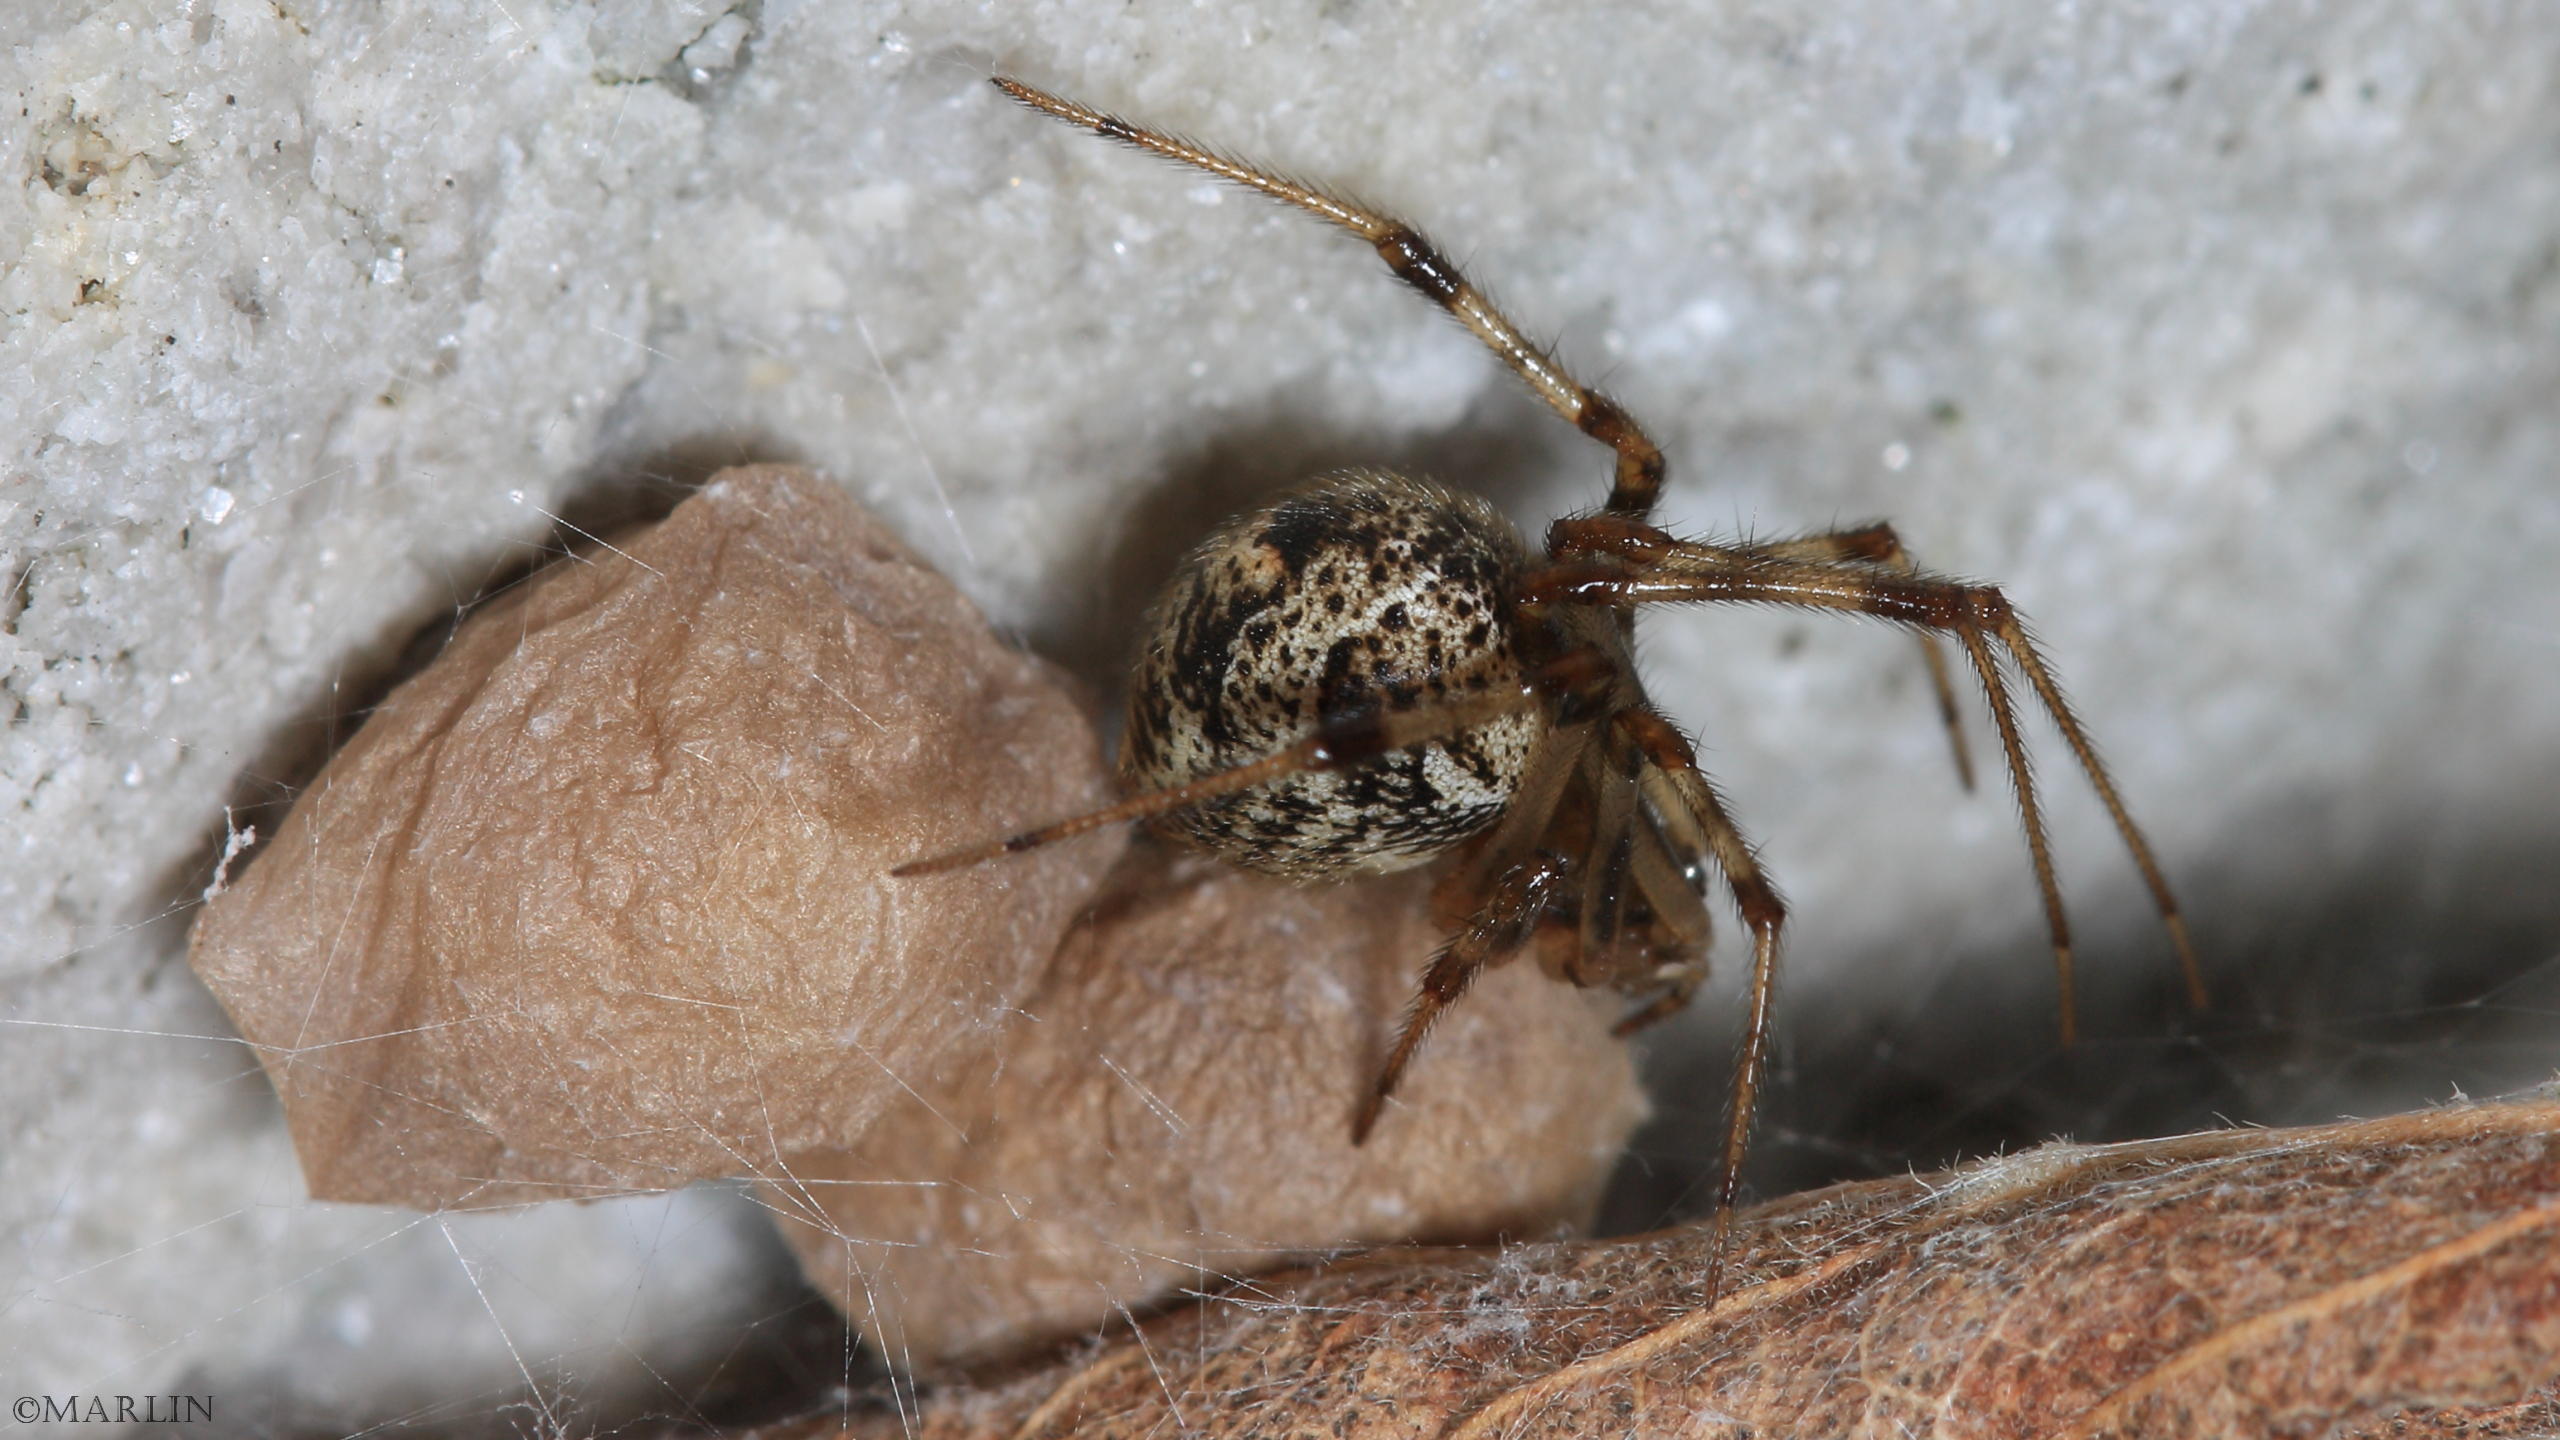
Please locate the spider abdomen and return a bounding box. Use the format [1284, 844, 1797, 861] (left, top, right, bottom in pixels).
[1121, 469, 1538, 881]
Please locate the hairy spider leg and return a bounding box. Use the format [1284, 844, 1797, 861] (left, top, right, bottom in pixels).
[1952, 621, 2080, 1035]
[1566, 716, 1642, 981]
[1754, 524, 1976, 791]
[1531, 519, 2206, 1022]
[1555, 513, 1978, 791]
[1614, 704, 1787, 1306]
[893, 668, 1569, 877]
[1359, 653, 1729, 1145]
[993, 77, 1667, 518]
[1350, 851, 1574, 1145]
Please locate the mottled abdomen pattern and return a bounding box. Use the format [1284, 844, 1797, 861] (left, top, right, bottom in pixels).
[1120, 469, 1538, 880]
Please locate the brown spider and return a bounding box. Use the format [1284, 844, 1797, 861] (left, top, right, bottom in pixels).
[903, 77, 2202, 1254]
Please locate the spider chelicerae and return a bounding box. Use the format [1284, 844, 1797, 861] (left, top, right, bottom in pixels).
[904, 77, 2202, 1243]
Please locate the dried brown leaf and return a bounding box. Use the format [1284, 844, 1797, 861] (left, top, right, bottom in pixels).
[757, 1097, 2560, 1439]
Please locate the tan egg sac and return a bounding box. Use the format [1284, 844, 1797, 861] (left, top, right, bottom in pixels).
[767, 850, 1646, 1369]
[188, 466, 1125, 1207]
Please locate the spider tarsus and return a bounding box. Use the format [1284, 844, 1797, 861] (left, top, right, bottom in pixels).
[888, 837, 1029, 878]
[2167, 912, 2207, 1010]
[1348, 1090, 1387, 1147]
[1696, 1205, 1739, 1311]
[994, 77, 1137, 146]
[2054, 950, 2081, 1047]
[1001, 72, 1671, 525]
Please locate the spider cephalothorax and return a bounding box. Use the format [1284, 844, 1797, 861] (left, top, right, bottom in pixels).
[901, 78, 2202, 1268]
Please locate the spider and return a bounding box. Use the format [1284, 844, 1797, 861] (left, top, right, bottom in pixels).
[903, 77, 2202, 1252]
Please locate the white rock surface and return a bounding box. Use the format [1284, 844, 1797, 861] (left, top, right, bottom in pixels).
[5, 0, 2556, 1426]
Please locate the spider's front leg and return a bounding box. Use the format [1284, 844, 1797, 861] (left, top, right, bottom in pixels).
[1555, 515, 1980, 789]
[993, 76, 1668, 519]
[1353, 851, 1573, 1146]
[1612, 705, 1785, 1301]
[1535, 515, 2205, 1035]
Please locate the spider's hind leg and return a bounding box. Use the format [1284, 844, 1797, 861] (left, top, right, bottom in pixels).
[1615, 704, 1787, 1303]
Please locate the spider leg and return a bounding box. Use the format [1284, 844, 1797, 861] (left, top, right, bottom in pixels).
[1553, 515, 1976, 790]
[1353, 650, 1635, 1141]
[1441, 714, 1587, 921]
[1531, 523, 2205, 1023]
[1574, 723, 1644, 980]
[1353, 851, 1572, 1145]
[1952, 621, 2076, 1039]
[1624, 823, 1713, 957]
[895, 649, 1614, 877]
[1986, 610, 2202, 1007]
[994, 77, 1665, 518]
[1615, 706, 1785, 1306]
[1749, 524, 1975, 792]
